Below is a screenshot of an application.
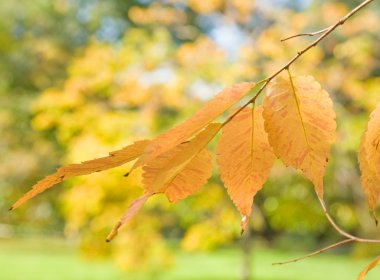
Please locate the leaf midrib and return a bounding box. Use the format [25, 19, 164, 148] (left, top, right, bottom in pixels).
[287, 74, 311, 150]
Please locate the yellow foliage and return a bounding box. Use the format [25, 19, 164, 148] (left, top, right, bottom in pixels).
[188, 0, 223, 14]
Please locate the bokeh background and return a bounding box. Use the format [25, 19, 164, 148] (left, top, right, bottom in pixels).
[1, 0, 380, 279]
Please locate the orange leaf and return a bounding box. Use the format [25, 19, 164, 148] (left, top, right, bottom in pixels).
[358, 255, 380, 280]
[142, 123, 219, 202]
[358, 107, 380, 212]
[217, 106, 275, 233]
[263, 75, 336, 197]
[11, 140, 150, 210]
[106, 193, 151, 242]
[362, 103, 380, 179]
[134, 82, 255, 169]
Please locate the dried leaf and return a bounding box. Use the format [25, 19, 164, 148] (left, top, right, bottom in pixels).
[134, 82, 255, 169]
[358, 255, 380, 280]
[263, 75, 336, 197]
[106, 193, 151, 242]
[142, 123, 219, 202]
[11, 140, 150, 210]
[217, 106, 275, 233]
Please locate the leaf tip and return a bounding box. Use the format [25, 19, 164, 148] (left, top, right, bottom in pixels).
[371, 210, 378, 227]
[106, 222, 121, 243]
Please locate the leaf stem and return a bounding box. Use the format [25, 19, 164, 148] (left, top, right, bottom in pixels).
[280, 27, 330, 42]
[272, 238, 355, 265]
[272, 196, 380, 267]
[318, 197, 380, 243]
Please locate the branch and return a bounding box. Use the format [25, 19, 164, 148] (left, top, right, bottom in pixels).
[271, 196, 380, 267]
[272, 238, 354, 265]
[281, 0, 374, 43]
[281, 27, 329, 42]
[227, 0, 374, 125]
[318, 197, 380, 244]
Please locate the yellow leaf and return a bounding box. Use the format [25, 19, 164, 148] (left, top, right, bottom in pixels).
[363, 104, 380, 178]
[359, 103, 380, 216]
[134, 82, 255, 169]
[358, 255, 380, 280]
[11, 140, 150, 210]
[142, 123, 219, 202]
[263, 75, 336, 197]
[217, 106, 275, 233]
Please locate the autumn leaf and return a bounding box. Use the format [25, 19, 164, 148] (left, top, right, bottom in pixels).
[358, 255, 380, 280]
[142, 123, 219, 202]
[263, 75, 336, 197]
[106, 124, 218, 241]
[358, 139, 380, 211]
[359, 118, 380, 212]
[217, 106, 275, 233]
[362, 104, 380, 179]
[133, 82, 255, 169]
[10, 140, 150, 210]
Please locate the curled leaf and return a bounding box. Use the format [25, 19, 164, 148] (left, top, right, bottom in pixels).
[11, 140, 150, 210]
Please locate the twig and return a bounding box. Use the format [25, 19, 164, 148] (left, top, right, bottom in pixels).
[227, 0, 374, 127]
[272, 196, 380, 267]
[281, 27, 329, 42]
[318, 197, 380, 244]
[272, 238, 355, 265]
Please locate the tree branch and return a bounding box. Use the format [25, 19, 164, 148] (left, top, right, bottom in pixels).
[281, 0, 373, 43]
[318, 197, 380, 244]
[272, 195, 380, 267]
[226, 0, 374, 128]
[281, 27, 330, 42]
[272, 238, 355, 265]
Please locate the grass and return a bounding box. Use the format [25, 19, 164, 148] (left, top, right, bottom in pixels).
[0, 237, 379, 280]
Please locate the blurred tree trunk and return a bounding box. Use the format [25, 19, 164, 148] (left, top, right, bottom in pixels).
[241, 224, 252, 280]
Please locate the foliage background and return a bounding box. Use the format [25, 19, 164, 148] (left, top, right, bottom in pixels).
[1, 0, 380, 278]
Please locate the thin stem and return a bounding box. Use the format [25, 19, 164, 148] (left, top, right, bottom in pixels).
[272, 238, 355, 265]
[281, 27, 330, 42]
[268, 0, 374, 80]
[318, 197, 380, 244]
[273, 196, 380, 267]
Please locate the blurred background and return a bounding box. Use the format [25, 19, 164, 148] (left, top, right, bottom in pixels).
[1, 0, 380, 279]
